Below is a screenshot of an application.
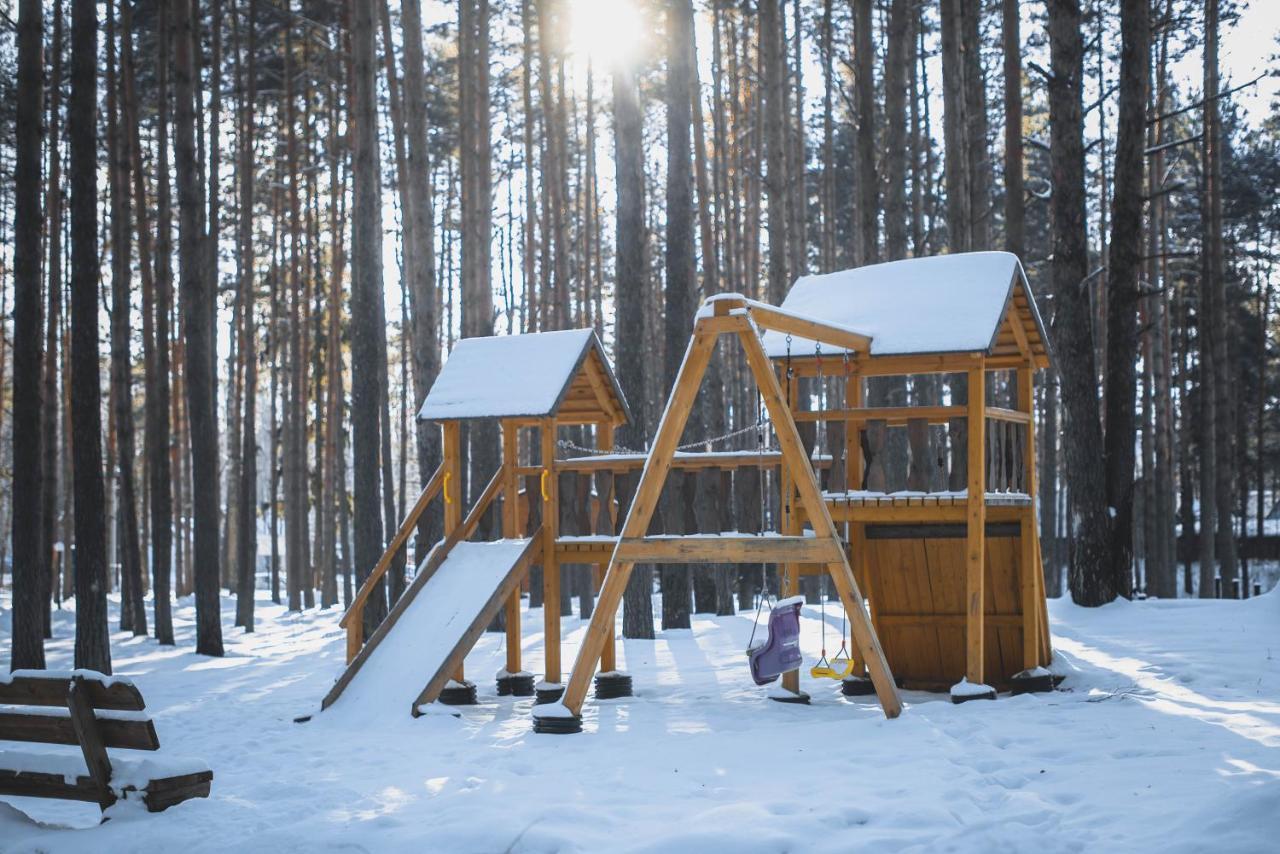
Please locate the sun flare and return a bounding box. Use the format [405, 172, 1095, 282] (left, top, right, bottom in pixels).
[565, 0, 648, 71]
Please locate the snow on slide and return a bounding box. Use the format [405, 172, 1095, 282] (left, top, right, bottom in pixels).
[323, 539, 532, 721]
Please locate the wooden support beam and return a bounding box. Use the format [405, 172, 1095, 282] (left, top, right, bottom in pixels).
[793, 405, 964, 425]
[444, 420, 465, 685]
[555, 451, 785, 472]
[965, 362, 987, 686]
[502, 420, 522, 676]
[541, 419, 561, 684]
[738, 325, 902, 717]
[557, 327, 721, 715]
[1017, 365, 1050, 669]
[986, 406, 1033, 424]
[745, 302, 874, 353]
[597, 422, 618, 674]
[614, 536, 843, 564]
[1006, 301, 1033, 361]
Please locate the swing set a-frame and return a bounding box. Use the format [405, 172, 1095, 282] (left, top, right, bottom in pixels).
[533, 294, 905, 733]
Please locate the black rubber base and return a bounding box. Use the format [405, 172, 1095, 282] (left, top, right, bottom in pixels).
[950, 687, 997, 704]
[1009, 670, 1056, 696]
[768, 689, 811, 705]
[496, 673, 536, 697]
[532, 713, 583, 734]
[594, 673, 633, 700]
[438, 680, 478, 706]
[841, 676, 876, 697]
[535, 685, 566, 705]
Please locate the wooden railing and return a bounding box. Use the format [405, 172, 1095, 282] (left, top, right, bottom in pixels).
[339, 462, 446, 662]
[858, 414, 1030, 495]
[341, 463, 511, 664]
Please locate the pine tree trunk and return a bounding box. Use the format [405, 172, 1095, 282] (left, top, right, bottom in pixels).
[883, 0, 909, 261]
[11, 0, 46, 670]
[1003, 0, 1024, 258]
[351, 0, 388, 636]
[401, 0, 442, 561]
[612, 64, 654, 639]
[853, 0, 878, 264]
[39, 0, 64, 641]
[1100, 0, 1149, 601]
[1203, 0, 1238, 597]
[69, 0, 111, 672]
[149, 0, 176, 644]
[234, 0, 258, 630]
[175, 0, 223, 655]
[107, 0, 146, 637]
[760, 0, 789, 302]
[662, 0, 698, 627]
[1047, 0, 1113, 606]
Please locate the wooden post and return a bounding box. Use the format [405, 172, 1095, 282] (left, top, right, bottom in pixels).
[597, 422, 618, 674]
[67, 676, 116, 809]
[1017, 366, 1040, 671]
[737, 328, 901, 716]
[541, 419, 561, 684]
[549, 317, 901, 721]
[965, 363, 987, 686]
[555, 329, 719, 714]
[845, 369, 863, 488]
[443, 420, 464, 684]
[502, 420, 522, 676]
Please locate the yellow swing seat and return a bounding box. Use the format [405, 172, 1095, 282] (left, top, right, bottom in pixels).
[809, 648, 857, 680]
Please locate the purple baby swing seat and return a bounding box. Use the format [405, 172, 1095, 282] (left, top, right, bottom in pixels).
[747, 596, 804, 685]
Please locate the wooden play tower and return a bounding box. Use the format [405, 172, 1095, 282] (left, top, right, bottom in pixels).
[535, 251, 1055, 733]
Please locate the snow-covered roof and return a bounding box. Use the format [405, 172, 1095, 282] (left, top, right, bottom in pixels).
[417, 328, 631, 423]
[761, 252, 1051, 365]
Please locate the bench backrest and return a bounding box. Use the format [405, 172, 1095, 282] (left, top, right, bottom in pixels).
[0, 671, 160, 751]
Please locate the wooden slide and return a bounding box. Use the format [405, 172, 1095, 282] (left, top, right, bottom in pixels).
[321, 535, 541, 716]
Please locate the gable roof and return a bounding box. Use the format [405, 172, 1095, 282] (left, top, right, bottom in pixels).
[761, 251, 1051, 367]
[417, 328, 631, 423]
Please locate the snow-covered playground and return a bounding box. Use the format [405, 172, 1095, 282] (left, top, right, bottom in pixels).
[1, 588, 1277, 852]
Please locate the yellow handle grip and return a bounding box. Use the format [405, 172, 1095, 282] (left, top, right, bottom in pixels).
[443, 472, 453, 504]
[540, 469, 550, 501]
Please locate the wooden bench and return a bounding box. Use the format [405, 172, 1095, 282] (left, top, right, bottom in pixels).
[0, 670, 212, 813]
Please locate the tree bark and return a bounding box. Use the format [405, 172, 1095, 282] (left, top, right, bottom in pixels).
[69, 0, 110, 672]
[853, 0, 878, 264]
[1203, 0, 1237, 597]
[234, 0, 258, 629]
[39, 0, 65, 641]
[149, 0, 176, 644]
[1047, 0, 1113, 606]
[662, 0, 698, 627]
[107, 0, 146, 637]
[351, 0, 388, 635]
[760, 0, 789, 302]
[10, 0, 46, 671]
[401, 0, 442, 562]
[1101, 0, 1149, 601]
[612, 64, 654, 639]
[175, 0, 223, 655]
[1003, 0, 1024, 259]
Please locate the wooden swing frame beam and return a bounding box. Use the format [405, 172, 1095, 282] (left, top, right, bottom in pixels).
[552, 301, 905, 720]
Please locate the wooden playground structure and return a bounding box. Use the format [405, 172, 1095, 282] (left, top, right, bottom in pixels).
[320, 252, 1055, 731]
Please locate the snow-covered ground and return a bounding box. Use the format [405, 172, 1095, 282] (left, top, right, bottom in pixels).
[1, 587, 1277, 853]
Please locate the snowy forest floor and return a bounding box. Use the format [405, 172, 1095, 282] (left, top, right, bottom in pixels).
[1, 585, 1277, 852]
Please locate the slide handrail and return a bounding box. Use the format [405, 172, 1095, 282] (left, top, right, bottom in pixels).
[341, 462, 507, 664]
[340, 462, 445, 633]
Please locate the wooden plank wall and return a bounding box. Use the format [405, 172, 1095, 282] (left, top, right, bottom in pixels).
[866, 530, 1026, 689]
